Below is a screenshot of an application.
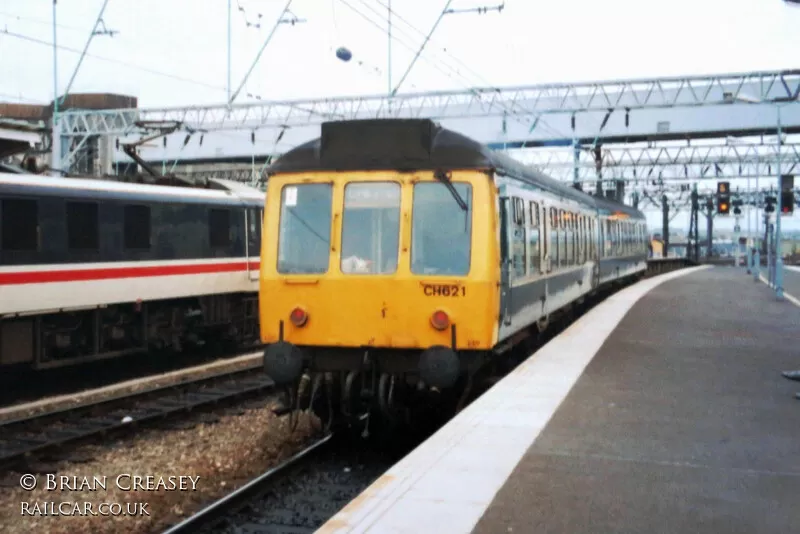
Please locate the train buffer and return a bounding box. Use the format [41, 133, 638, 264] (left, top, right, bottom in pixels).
[318, 265, 800, 534]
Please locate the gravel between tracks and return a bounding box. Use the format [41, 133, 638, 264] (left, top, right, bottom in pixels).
[0, 352, 262, 423]
[0, 397, 320, 534]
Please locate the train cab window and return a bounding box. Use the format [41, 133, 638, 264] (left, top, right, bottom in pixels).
[1, 198, 38, 251]
[411, 181, 472, 276]
[528, 201, 541, 274]
[277, 183, 332, 274]
[66, 201, 99, 251]
[341, 182, 401, 275]
[123, 205, 151, 250]
[209, 209, 231, 249]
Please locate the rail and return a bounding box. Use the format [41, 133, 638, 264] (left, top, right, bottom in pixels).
[0, 367, 273, 469]
[161, 433, 335, 534]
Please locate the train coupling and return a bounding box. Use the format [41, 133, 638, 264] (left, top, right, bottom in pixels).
[263, 341, 304, 385]
[418, 345, 460, 389]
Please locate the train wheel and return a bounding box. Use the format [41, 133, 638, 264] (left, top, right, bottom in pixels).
[309, 372, 342, 434]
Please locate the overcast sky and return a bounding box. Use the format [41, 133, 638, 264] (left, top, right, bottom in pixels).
[1, 0, 799, 233]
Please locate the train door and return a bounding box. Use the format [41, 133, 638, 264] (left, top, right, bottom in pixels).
[498, 197, 513, 326]
[246, 207, 262, 281]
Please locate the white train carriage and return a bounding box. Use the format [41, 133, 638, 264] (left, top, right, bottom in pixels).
[0, 172, 264, 369]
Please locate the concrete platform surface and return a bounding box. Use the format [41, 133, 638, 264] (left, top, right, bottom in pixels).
[782, 265, 800, 301]
[473, 266, 800, 534]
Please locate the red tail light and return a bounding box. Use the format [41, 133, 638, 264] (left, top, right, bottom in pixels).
[289, 307, 308, 327]
[430, 310, 450, 331]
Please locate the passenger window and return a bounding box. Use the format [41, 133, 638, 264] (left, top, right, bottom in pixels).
[278, 183, 333, 274]
[550, 208, 559, 268]
[209, 208, 231, 248]
[1, 198, 38, 251]
[67, 201, 99, 251]
[123, 205, 151, 250]
[559, 210, 567, 267]
[343, 182, 401, 275]
[567, 212, 575, 266]
[246, 208, 262, 257]
[411, 182, 472, 276]
[528, 201, 540, 274]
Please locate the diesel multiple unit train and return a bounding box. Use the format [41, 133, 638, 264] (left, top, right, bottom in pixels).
[260, 118, 649, 428]
[0, 172, 264, 370]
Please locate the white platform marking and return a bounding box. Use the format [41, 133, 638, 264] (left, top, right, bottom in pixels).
[317, 265, 711, 534]
[758, 270, 800, 308]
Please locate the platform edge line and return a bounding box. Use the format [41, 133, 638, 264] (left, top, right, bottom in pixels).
[758, 274, 800, 308]
[317, 265, 708, 534]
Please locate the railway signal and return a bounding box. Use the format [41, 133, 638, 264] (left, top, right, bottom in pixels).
[780, 175, 794, 215]
[716, 181, 730, 215]
[732, 198, 743, 216]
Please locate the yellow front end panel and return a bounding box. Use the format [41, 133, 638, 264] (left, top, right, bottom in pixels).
[259, 170, 499, 351]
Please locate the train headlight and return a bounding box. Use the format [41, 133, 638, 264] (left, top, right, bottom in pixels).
[430, 310, 450, 331]
[289, 307, 308, 327]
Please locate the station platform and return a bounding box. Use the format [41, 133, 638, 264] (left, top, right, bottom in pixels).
[318, 265, 800, 534]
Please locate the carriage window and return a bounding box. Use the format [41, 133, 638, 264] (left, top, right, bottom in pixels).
[67, 201, 99, 251]
[209, 209, 231, 248]
[1, 198, 38, 251]
[278, 183, 332, 274]
[528, 201, 541, 274]
[565, 212, 574, 266]
[341, 182, 401, 275]
[124, 205, 150, 250]
[559, 209, 567, 267]
[411, 182, 472, 276]
[246, 208, 262, 257]
[549, 207, 559, 268]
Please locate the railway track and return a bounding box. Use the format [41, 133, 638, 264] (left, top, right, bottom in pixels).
[0, 344, 264, 408]
[0, 367, 274, 470]
[161, 432, 403, 534]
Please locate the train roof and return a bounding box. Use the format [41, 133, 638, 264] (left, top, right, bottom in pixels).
[266, 118, 644, 218]
[0, 172, 264, 207]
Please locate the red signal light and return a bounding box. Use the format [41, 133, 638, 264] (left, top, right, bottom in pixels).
[289, 307, 308, 327]
[430, 310, 450, 331]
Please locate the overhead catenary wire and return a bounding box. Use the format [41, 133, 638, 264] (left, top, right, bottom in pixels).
[1, 28, 231, 95]
[341, 0, 569, 141]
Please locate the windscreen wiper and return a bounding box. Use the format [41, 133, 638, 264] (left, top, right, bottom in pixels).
[434, 169, 468, 212]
